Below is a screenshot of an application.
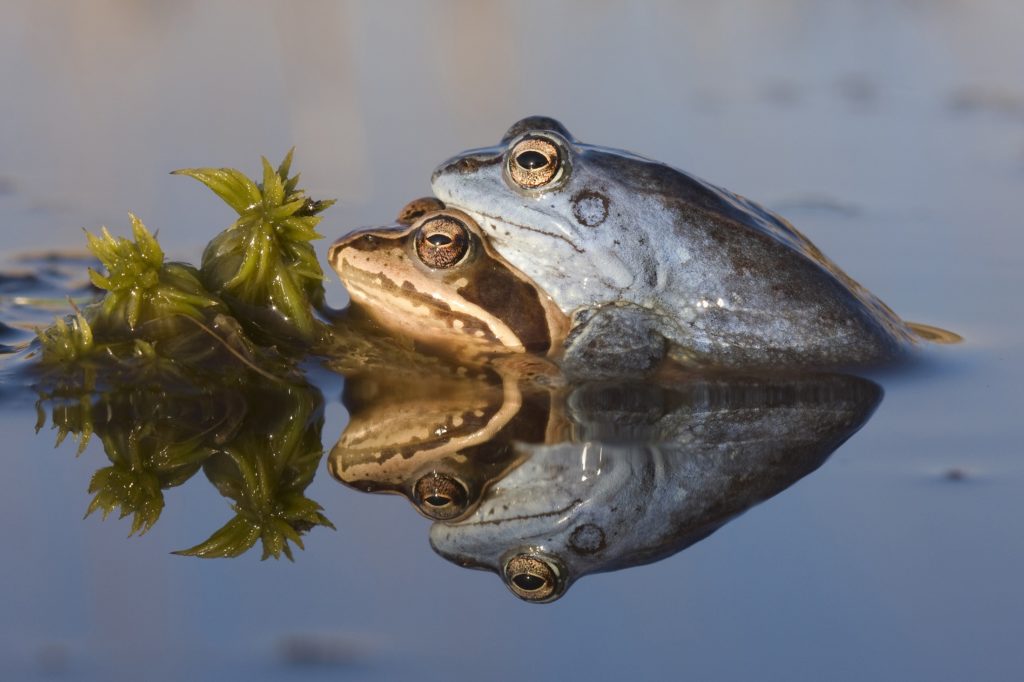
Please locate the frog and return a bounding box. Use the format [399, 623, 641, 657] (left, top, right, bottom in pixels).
[430, 116, 957, 370]
[429, 372, 882, 602]
[327, 199, 569, 366]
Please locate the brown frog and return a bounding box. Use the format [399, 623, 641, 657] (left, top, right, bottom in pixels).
[327, 199, 569, 365]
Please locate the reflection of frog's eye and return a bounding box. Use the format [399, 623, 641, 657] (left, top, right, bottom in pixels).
[508, 137, 561, 189]
[503, 553, 565, 602]
[413, 472, 470, 520]
[414, 215, 471, 269]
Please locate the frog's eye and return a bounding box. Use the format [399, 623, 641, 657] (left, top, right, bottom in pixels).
[414, 215, 471, 269]
[507, 136, 562, 189]
[413, 472, 470, 520]
[503, 553, 565, 602]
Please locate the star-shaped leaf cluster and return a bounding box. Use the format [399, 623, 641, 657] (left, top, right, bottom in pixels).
[36, 310, 94, 363]
[86, 215, 223, 332]
[84, 422, 215, 536]
[175, 150, 335, 345]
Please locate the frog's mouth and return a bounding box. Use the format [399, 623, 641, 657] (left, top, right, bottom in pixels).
[338, 264, 510, 350]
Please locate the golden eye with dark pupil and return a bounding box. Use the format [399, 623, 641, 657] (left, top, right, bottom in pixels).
[413, 472, 469, 520]
[503, 554, 561, 601]
[414, 216, 470, 269]
[507, 137, 560, 189]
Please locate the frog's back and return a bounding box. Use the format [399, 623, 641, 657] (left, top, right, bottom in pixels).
[588, 151, 917, 367]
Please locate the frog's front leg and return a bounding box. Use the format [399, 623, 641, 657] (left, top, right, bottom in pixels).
[560, 303, 669, 379]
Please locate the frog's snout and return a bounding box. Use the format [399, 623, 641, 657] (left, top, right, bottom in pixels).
[431, 152, 503, 183]
[327, 230, 386, 270]
[327, 239, 345, 268]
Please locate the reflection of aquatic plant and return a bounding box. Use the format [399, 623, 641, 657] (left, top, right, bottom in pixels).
[40, 392, 96, 456]
[36, 378, 333, 559]
[175, 385, 333, 560]
[85, 421, 214, 536]
[39, 386, 229, 536]
[175, 150, 335, 344]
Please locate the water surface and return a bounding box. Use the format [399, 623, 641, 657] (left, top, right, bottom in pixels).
[1, 2, 1022, 680]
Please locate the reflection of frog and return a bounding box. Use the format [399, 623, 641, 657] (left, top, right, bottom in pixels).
[327, 368, 566, 521]
[431, 116, 956, 370]
[328, 200, 568, 364]
[428, 374, 882, 602]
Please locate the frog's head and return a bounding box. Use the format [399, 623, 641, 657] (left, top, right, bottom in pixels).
[328, 201, 568, 359]
[430, 116, 664, 314]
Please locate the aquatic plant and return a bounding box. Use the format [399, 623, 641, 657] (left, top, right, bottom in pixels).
[175, 150, 335, 345]
[36, 310, 94, 363]
[34, 153, 334, 381]
[85, 214, 223, 333]
[35, 214, 229, 371]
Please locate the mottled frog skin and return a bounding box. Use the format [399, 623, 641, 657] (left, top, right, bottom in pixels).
[431, 116, 933, 369]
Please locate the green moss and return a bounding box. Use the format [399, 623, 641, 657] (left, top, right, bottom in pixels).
[36, 310, 94, 363]
[175, 150, 335, 345]
[36, 214, 230, 371]
[35, 151, 334, 383]
[85, 214, 223, 333]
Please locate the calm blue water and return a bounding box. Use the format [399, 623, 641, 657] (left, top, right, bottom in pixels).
[1, 2, 1022, 680]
